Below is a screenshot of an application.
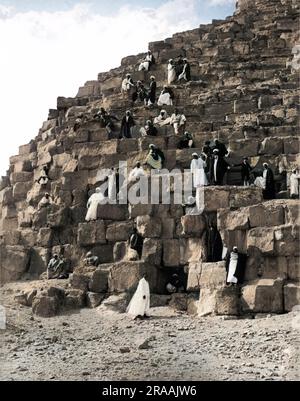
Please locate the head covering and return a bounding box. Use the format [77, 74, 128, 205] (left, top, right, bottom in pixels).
[187, 195, 196, 204]
[263, 163, 268, 168]
[149, 144, 156, 149]
[233, 246, 238, 252]
[53, 254, 58, 258]
[86, 251, 92, 257]
[192, 153, 198, 157]
[95, 187, 101, 193]
[126, 73, 131, 77]
[213, 149, 219, 153]
[150, 75, 155, 80]
[168, 59, 173, 63]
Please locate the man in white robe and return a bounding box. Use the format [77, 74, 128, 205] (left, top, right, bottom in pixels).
[138, 51, 155, 71]
[183, 196, 201, 216]
[128, 162, 146, 183]
[289, 169, 300, 198]
[127, 277, 150, 320]
[170, 110, 187, 134]
[153, 110, 171, 127]
[167, 59, 176, 85]
[85, 187, 105, 221]
[158, 86, 174, 107]
[121, 74, 135, 97]
[225, 246, 247, 286]
[38, 193, 52, 210]
[190, 153, 208, 188]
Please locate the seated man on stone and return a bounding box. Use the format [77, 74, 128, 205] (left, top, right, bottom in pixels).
[157, 86, 174, 106]
[38, 193, 52, 210]
[135, 81, 148, 104]
[225, 246, 247, 286]
[47, 254, 69, 280]
[178, 131, 194, 149]
[140, 120, 158, 137]
[170, 109, 187, 135]
[146, 144, 165, 170]
[37, 166, 50, 186]
[138, 50, 155, 71]
[94, 108, 119, 135]
[153, 110, 171, 127]
[73, 116, 83, 132]
[166, 274, 184, 294]
[120, 110, 135, 139]
[128, 162, 146, 183]
[84, 251, 99, 267]
[289, 168, 300, 199]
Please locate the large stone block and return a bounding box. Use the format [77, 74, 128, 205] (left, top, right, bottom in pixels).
[108, 261, 159, 293]
[241, 279, 284, 313]
[285, 202, 300, 225]
[88, 267, 110, 293]
[161, 218, 175, 239]
[64, 289, 86, 309]
[142, 239, 162, 266]
[187, 262, 202, 292]
[0, 245, 30, 284]
[199, 261, 227, 289]
[47, 207, 70, 228]
[198, 288, 218, 317]
[229, 187, 263, 208]
[10, 172, 33, 184]
[274, 225, 300, 256]
[248, 203, 284, 228]
[106, 221, 133, 242]
[32, 295, 60, 318]
[181, 215, 206, 237]
[128, 203, 153, 219]
[201, 187, 230, 211]
[284, 137, 299, 154]
[215, 286, 239, 316]
[218, 208, 249, 231]
[229, 139, 259, 158]
[180, 238, 203, 264]
[284, 283, 300, 312]
[287, 256, 300, 280]
[137, 215, 162, 238]
[12, 181, 32, 201]
[259, 137, 283, 155]
[163, 239, 181, 267]
[97, 204, 128, 221]
[247, 227, 275, 254]
[77, 221, 106, 247]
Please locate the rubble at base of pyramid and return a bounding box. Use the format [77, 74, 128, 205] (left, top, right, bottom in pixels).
[0, 0, 299, 318]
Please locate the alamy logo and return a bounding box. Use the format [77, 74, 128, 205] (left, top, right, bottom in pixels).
[0, 305, 6, 330]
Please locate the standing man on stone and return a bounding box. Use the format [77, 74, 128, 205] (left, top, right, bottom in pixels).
[120, 111, 135, 139]
[211, 149, 231, 185]
[233, 157, 253, 186]
[127, 275, 150, 320]
[121, 73, 135, 99]
[146, 76, 157, 106]
[212, 139, 229, 158]
[178, 59, 191, 82]
[225, 246, 247, 286]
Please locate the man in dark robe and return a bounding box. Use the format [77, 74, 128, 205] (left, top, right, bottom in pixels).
[178, 59, 191, 82]
[233, 157, 253, 186]
[175, 55, 184, 77]
[166, 273, 185, 294]
[178, 131, 194, 149]
[225, 247, 247, 285]
[212, 139, 229, 158]
[94, 108, 119, 135]
[202, 140, 213, 184]
[135, 81, 148, 103]
[120, 111, 135, 139]
[146, 76, 157, 106]
[144, 120, 158, 136]
[210, 150, 231, 185]
[205, 224, 223, 262]
[262, 163, 276, 200]
[129, 227, 144, 259]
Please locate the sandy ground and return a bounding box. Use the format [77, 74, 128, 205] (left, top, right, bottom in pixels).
[0, 282, 299, 381]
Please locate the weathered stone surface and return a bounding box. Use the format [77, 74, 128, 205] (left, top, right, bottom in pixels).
[69, 273, 90, 292]
[163, 239, 181, 267]
[187, 262, 202, 292]
[215, 287, 239, 316]
[142, 239, 162, 265]
[241, 279, 284, 313]
[169, 293, 188, 311]
[86, 292, 106, 308]
[247, 227, 275, 254]
[199, 262, 227, 289]
[64, 289, 86, 309]
[180, 238, 203, 264]
[181, 215, 206, 237]
[113, 242, 127, 262]
[106, 221, 133, 242]
[77, 221, 106, 247]
[32, 295, 60, 318]
[15, 289, 37, 307]
[128, 203, 153, 219]
[137, 215, 162, 238]
[97, 204, 127, 221]
[88, 267, 110, 293]
[202, 188, 230, 211]
[284, 283, 300, 312]
[0, 245, 30, 284]
[229, 187, 263, 208]
[198, 288, 218, 317]
[218, 208, 249, 231]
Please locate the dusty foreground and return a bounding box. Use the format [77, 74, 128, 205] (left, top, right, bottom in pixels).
[0, 283, 299, 381]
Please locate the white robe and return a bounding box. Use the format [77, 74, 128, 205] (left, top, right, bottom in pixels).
[127, 278, 150, 319]
[227, 252, 238, 284]
[138, 54, 152, 71]
[108, 172, 117, 201]
[254, 169, 267, 189]
[167, 63, 176, 85]
[154, 114, 171, 127]
[290, 172, 300, 196]
[122, 78, 133, 92]
[158, 92, 173, 106]
[170, 113, 186, 134]
[191, 158, 208, 188]
[85, 191, 104, 221]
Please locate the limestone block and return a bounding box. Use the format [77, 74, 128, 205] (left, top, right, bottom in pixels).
[161, 218, 175, 239]
[32, 296, 60, 318]
[287, 256, 300, 280]
[229, 139, 259, 158]
[27, 247, 49, 277]
[284, 137, 299, 155]
[10, 172, 33, 184]
[137, 215, 162, 238]
[215, 287, 239, 315]
[187, 262, 202, 292]
[181, 215, 206, 237]
[47, 207, 70, 228]
[247, 227, 275, 254]
[19, 142, 36, 155]
[108, 262, 159, 293]
[285, 202, 300, 225]
[198, 288, 218, 317]
[86, 292, 106, 308]
[259, 137, 283, 155]
[199, 261, 227, 289]
[180, 238, 203, 264]
[128, 203, 153, 219]
[0, 245, 30, 283]
[0, 187, 14, 206]
[163, 239, 181, 267]
[274, 225, 300, 256]
[169, 293, 188, 312]
[88, 267, 110, 293]
[229, 187, 263, 208]
[37, 228, 53, 248]
[248, 203, 284, 228]
[284, 283, 300, 312]
[14, 160, 33, 173]
[97, 204, 128, 221]
[202, 187, 230, 211]
[77, 221, 106, 247]
[106, 221, 133, 242]
[218, 208, 249, 231]
[1, 230, 21, 246]
[64, 289, 86, 309]
[142, 239, 162, 266]
[113, 242, 127, 262]
[241, 279, 284, 313]
[13, 181, 32, 201]
[118, 139, 139, 154]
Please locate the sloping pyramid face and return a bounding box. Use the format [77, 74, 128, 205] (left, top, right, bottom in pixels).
[0, 0, 299, 316]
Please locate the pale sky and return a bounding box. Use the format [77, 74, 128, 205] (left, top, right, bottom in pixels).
[0, 0, 235, 176]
